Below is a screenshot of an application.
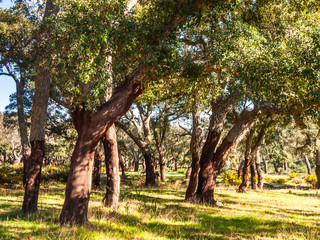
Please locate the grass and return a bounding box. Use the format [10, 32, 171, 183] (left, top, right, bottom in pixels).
[0, 172, 319, 240]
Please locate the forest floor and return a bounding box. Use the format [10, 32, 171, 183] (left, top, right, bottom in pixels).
[0, 172, 319, 240]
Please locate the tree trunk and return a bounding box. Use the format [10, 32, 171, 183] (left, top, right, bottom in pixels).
[186, 165, 192, 179]
[174, 158, 178, 171]
[59, 110, 100, 226]
[92, 151, 102, 190]
[159, 163, 166, 182]
[273, 161, 279, 174]
[102, 125, 120, 210]
[250, 163, 257, 189]
[185, 97, 202, 200]
[284, 160, 288, 175]
[144, 151, 156, 186]
[22, 68, 50, 214]
[22, 140, 44, 214]
[238, 156, 252, 193]
[119, 151, 126, 176]
[196, 101, 276, 203]
[239, 129, 254, 193]
[22, 0, 56, 214]
[185, 152, 200, 200]
[16, 75, 29, 156]
[304, 155, 312, 175]
[255, 149, 263, 190]
[263, 157, 268, 174]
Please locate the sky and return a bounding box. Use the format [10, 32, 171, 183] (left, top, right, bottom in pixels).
[0, 0, 17, 112]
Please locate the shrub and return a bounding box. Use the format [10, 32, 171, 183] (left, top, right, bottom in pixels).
[304, 175, 317, 187]
[177, 169, 187, 174]
[288, 173, 297, 179]
[0, 165, 23, 184]
[221, 169, 241, 185]
[273, 178, 288, 184]
[263, 176, 272, 183]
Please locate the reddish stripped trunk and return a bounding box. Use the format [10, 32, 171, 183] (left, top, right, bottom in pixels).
[22, 140, 44, 214]
[59, 115, 98, 225]
[185, 151, 200, 200]
[238, 156, 252, 193]
[144, 152, 156, 186]
[92, 151, 102, 190]
[102, 125, 120, 210]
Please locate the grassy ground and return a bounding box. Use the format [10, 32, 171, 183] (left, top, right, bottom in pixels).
[0, 172, 319, 240]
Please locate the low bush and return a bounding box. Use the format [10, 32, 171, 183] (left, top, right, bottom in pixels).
[0, 163, 69, 185]
[273, 177, 288, 184]
[221, 169, 241, 185]
[0, 165, 23, 184]
[288, 173, 297, 179]
[304, 175, 317, 187]
[263, 176, 272, 183]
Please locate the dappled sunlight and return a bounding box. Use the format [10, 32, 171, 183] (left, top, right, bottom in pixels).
[0, 176, 319, 239]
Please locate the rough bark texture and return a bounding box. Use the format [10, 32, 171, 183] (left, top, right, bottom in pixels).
[195, 95, 238, 204]
[92, 151, 102, 190]
[304, 155, 312, 175]
[22, 0, 56, 215]
[239, 130, 254, 193]
[185, 97, 202, 200]
[59, 110, 99, 225]
[144, 152, 156, 186]
[197, 102, 277, 203]
[250, 163, 257, 189]
[22, 64, 50, 214]
[102, 125, 120, 210]
[22, 140, 44, 214]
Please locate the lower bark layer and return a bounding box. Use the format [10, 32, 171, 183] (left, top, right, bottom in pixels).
[185, 153, 200, 201]
[59, 133, 98, 226]
[144, 152, 156, 186]
[23, 140, 45, 214]
[238, 157, 251, 193]
[102, 126, 120, 210]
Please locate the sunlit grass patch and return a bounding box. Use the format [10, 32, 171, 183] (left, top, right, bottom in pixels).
[0, 173, 319, 239]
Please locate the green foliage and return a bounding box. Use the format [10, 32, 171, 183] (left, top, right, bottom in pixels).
[0, 165, 23, 184]
[221, 169, 241, 185]
[41, 164, 69, 182]
[304, 175, 317, 188]
[0, 164, 69, 185]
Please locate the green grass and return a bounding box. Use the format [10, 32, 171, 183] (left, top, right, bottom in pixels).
[0, 173, 319, 239]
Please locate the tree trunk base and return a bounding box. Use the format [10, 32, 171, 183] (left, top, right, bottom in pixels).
[23, 140, 44, 215]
